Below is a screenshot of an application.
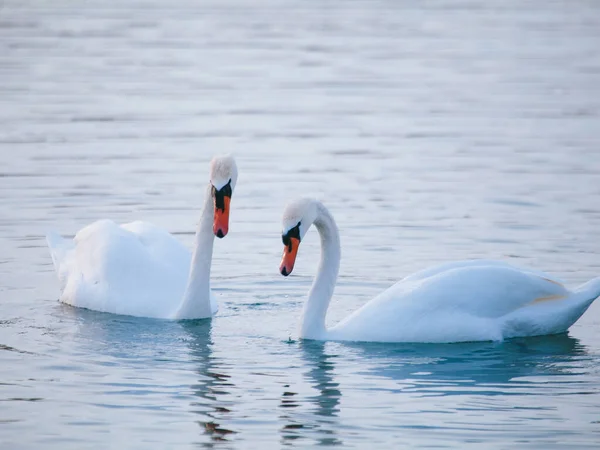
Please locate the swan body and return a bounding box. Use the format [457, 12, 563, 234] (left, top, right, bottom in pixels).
[47, 155, 238, 319]
[279, 198, 600, 343]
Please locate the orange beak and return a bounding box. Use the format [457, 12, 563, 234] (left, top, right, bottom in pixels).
[280, 237, 300, 276]
[213, 196, 230, 238]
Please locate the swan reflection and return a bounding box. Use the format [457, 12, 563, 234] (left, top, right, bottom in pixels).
[60, 305, 186, 358]
[279, 341, 343, 447]
[181, 320, 237, 444]
[340, 333, 589, 395]
[63, 308, 238, 445]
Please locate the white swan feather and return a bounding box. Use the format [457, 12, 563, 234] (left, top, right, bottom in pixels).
[279, 198, 600, 343]
[47, 155, 238, 319]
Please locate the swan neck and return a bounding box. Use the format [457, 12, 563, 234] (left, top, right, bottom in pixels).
[300, 202, 341, 339]
[174, 185, 215, 319]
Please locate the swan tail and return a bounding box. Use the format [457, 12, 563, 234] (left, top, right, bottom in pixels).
[503, 276, 600, 339]
[46, 231, 73, 280]
[574, 277, 600, 307]
[554, 277, 600, 331]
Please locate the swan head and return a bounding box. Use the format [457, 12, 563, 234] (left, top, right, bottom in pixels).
[279, 198, 318, 276]
[209, 154, 238, 238]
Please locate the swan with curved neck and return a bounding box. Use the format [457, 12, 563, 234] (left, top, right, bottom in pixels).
[279, 198, 600, 343]
[46, 155, 238, 319]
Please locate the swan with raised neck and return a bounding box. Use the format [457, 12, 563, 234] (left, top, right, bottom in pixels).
[46, 154, 238, 320]
[175, 154, 238, 319]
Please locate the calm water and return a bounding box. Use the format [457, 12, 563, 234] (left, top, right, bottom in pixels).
[2, 0, 600, 448]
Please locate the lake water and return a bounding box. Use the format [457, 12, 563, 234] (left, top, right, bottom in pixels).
[2, 0, 600, 448]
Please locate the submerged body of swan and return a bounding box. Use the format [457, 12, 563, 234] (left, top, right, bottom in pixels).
[279, 198, 600, 344]
[46, 155, 238, 320]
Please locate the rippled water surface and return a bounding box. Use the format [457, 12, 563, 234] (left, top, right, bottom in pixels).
[2, 0, 600, 448]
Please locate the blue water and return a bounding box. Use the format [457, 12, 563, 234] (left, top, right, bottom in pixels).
[2, 0, 600, 448]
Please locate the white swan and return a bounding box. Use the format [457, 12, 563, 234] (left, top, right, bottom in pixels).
[46, 155, 238, 319]
[279, 198, 600, 343]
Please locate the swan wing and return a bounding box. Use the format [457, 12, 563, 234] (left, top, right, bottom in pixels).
[333, 264, 569, 342]
[48, 220, 190, 317]
[405, 265, 567, 316]
[120, 221, 190, 266]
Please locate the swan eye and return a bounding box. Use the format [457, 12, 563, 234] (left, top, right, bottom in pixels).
[213, 179, 232, 212]
[282, 221, 301, 251]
